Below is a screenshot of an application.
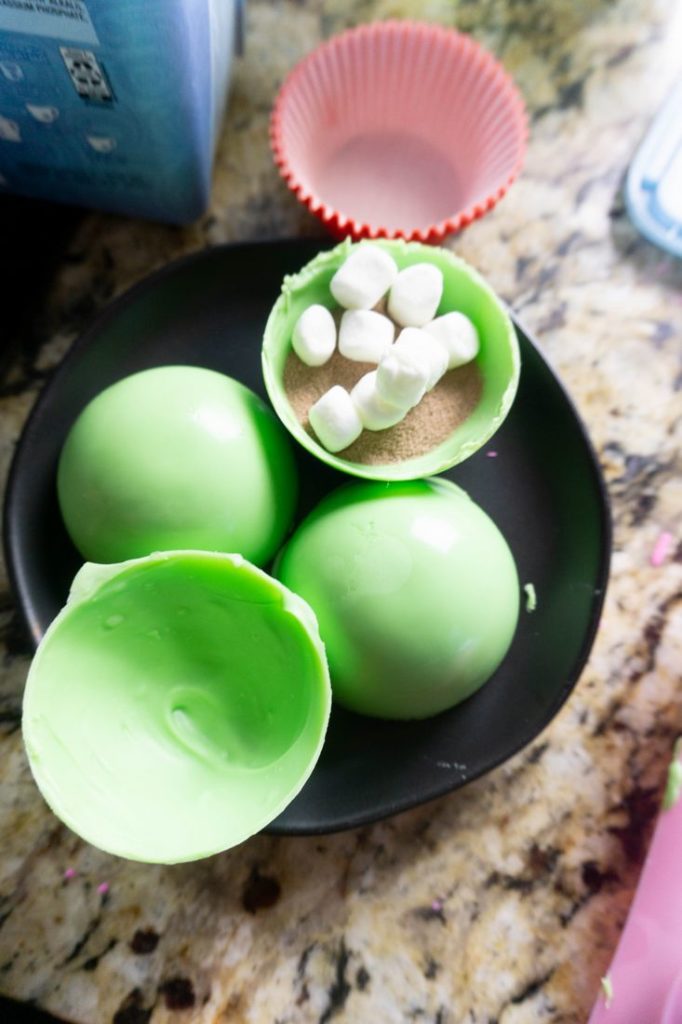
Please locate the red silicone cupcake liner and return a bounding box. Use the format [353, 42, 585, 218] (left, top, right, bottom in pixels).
[271, 21, 528, 243]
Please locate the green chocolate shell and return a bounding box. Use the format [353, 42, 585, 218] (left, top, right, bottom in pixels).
[262, 239, 519, 481]
[276, 478, 519, 720]
[23, 551, 331, 863]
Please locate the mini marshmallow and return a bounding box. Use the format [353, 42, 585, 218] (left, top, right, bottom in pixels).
[292, 304, 337, 366]
[375, 345, 430, 409]
[330, 245, 398, 310]
[351, 371, 408, 431]
[424, 311, 480, 368]
[393, 327, 448, 390]
[309, 385, 362, 453]
[338, 309, 395, 363]
[388, 263, 444, 327]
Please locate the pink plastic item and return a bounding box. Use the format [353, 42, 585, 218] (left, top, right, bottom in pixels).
[650, 531, 674, 567]
[588, 743, 682, 1023]
[271, 21, 528, 242]
[660, 971, 682, 1024]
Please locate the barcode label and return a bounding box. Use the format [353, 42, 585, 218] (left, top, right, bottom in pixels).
[60, 46, 112, 102]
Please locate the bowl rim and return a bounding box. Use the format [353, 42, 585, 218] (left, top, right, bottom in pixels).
[270, 20, 529, 242]
[261, 238, 521, 482]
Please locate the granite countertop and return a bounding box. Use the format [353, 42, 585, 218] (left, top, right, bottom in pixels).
[1, 0, 681, 1022]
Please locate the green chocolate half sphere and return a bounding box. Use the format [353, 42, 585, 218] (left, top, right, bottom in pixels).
[57, 366, 297, 566]
[262, 239, 520, 481]
[22, 551, 331, 863]
[276, 478, 519, 720]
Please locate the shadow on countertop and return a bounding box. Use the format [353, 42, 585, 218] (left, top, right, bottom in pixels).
[0, 196, 82, 1024]
[0, 995, 63, 1023]
[0, 194, 83, 385]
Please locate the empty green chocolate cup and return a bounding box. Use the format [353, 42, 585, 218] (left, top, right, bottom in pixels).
[22, 551, 331, 863]
[262, 239, 520, 481]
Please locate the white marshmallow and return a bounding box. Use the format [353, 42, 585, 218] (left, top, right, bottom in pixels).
[292, 304, 337, 366]
[309, 385, 362, 453]
[330, 245, 398, 310]
[393, 327, 448, 390]
[375, 345, 430, 409]
[388, 263, 444, 327]
[338, 309, 395, 363]
[351, 371, 408, 431]
[424, 311, 480, 368]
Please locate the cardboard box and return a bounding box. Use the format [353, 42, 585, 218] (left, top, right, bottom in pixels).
[0, 0, 240, 222]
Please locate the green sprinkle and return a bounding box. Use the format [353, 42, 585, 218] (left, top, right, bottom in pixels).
[601, 974, 613, 1008]
[524, 583, 537, 613]
[663, 738, 682, 810]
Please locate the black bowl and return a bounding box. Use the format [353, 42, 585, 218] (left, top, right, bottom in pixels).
[4, 239, 611, 834]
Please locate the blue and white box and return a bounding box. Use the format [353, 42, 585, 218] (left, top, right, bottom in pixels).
[0, 0, 241, 222]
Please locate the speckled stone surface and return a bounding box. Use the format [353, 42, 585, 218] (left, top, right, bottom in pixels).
[1, 1, 682, 1022]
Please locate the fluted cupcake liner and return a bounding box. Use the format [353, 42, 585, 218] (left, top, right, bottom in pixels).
[271, 21, 528, 242]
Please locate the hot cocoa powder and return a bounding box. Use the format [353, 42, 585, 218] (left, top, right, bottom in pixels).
[282, 345, 483, 466]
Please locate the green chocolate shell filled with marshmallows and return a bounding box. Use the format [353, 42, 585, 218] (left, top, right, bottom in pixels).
[262, 238, 519, 481]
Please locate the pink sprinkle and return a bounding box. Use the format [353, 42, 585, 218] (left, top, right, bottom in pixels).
[486, 451, 498, 458]
[431, 898, 444, 912]
[97, 882, 110, 896]
[650, 531, 674, 567]
[63, 868, 76, 881]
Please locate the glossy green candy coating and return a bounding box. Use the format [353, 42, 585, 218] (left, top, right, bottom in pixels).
[22, 551, 331, 863]
[276, 478, 519, 720]
[57, 366, 297, 566]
